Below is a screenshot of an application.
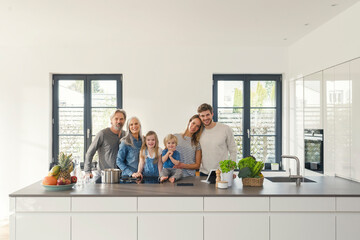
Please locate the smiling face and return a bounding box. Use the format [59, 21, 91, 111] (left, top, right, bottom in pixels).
[199, 110, 213, 127]
[166, 139, 177, 151]
[128, 118, 140, 136]
[146, 134, 156, 149]
[111, 112, 126, 131]
[188, 117, 202, 134]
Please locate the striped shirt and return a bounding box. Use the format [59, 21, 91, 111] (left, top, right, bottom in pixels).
[174, 134, 201, 177]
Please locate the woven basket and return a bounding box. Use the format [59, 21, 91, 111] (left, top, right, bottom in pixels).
[242, 177, 264, 187]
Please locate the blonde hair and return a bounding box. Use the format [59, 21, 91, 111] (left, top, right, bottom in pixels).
[140, 131, 160, 164]
[163, 134, 178, 149]
[182, 114, 204, 146]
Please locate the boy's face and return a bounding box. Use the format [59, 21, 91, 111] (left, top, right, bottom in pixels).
[166, 140, 177, 151]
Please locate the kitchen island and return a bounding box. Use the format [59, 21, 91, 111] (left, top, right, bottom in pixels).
[9, 176, 360, 240]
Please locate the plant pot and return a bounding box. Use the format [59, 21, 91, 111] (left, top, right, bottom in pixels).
[242, 177, 264, 187]
[221, 170, 234, 187]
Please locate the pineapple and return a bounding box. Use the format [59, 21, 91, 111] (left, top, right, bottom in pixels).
[58, 152, 73, 181]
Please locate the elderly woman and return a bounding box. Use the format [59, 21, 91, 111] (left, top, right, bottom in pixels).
[116, 117, 142, 177]
[173, 114, 204, 177]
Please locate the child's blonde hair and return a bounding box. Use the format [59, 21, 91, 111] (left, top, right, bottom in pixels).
[163, 134, 178, 149]
[140, 131, 160, 163]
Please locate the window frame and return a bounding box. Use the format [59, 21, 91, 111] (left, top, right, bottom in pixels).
[52, 74, 123, 166]
[213, 74, 282, 169]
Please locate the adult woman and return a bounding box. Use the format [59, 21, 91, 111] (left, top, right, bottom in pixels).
[116, 117, 143, 177]
[173, 114, 204, 177]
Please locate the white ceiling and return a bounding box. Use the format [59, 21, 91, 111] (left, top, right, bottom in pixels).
[1, 0, 359, 47]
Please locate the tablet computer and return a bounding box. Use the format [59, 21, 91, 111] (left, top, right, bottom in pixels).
[205, 169, 217, 184]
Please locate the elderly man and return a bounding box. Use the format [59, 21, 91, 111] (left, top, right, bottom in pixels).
[84, 109, 127, 177]
[197, 103, 237, 175]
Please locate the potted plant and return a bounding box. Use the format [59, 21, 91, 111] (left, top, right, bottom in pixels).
[219, 159, 237, 187]
[238, 156, 264, 187]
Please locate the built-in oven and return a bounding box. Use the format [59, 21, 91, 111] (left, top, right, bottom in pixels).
[304, 129, 324, 173]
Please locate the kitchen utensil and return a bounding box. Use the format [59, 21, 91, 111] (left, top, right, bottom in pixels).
[103, 169, 121, 183]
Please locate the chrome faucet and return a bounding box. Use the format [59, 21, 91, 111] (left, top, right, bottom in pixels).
[281, 155, 303, 186]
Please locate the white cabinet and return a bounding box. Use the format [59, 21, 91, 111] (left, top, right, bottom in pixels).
[138, 214, 203, 240]
[16, 213, 70, 240]
[350, 58, 360, 182]
[336, 214, 360, 240]
[270, 213, 335, 240]
[304, 71, 323, 129]
[333, 62, 351, 178]
[204, 213, 269, 240]
[72, 213, 137, 240]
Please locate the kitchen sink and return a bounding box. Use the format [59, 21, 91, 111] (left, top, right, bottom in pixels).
[265, 177, 316, 183]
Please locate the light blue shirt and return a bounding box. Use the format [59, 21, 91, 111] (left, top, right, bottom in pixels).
[162, 149, 180, 168]
[116, 136, 142, 176]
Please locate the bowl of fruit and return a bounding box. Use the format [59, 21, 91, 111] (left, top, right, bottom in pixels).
[42, 152, 77, 191]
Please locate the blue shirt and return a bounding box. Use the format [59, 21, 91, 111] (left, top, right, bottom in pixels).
[143, 149, 160, 177]
[162, 149, 180, 168]
[116, 136, 142, 176]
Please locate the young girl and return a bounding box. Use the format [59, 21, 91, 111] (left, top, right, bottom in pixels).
[132, 131, 162, 179]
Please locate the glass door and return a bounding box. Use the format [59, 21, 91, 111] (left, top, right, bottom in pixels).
[213, 74, 282, 166]
[53, 74, 122, 165]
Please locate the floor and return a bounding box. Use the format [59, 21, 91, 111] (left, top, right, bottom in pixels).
[0, 219, 9, 240]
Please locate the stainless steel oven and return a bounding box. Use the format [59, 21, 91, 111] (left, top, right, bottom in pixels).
[304, 129, 324, 173]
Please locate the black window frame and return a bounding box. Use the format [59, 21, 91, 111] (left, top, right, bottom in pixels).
[213, 74, 282, 169]
[52, 74, 123, 167]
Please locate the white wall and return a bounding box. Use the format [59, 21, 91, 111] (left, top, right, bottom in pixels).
[0, 1, 287, 218]
[288, 2, 360, 78]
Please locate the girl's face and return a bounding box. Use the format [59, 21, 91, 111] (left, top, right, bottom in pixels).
[188, 118, 202, 134]
[146, 135, 156, 149]
[166, 139, 177, 151]
[129, 118, 140, 135]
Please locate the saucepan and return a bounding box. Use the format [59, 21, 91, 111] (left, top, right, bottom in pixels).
[102, 169, 121, 183]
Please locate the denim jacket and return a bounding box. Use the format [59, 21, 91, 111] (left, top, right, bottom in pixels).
[116, 136, 142, 176]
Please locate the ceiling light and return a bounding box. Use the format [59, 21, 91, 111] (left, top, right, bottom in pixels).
[304, 23, 309, 26]
[331, 3, 338, 7]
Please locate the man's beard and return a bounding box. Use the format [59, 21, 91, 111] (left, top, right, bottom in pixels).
[112, 124, 123, 131]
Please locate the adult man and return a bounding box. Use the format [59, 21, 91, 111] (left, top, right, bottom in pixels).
[84, 109, 127, 177]
[197, 103, 237, 175]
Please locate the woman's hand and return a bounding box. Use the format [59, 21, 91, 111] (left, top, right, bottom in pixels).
[173, 162, 185, 169]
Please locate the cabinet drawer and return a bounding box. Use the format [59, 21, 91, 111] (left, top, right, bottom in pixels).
[336, 197, 360, 212]
[204, 197, 269, 212]
[138, 197, 203, 212]
[270, 197, 335, 212]
[72, 197, 137, 212]
[16, 197, 70, 212]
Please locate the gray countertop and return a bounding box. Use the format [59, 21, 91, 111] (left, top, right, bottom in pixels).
[9, 176, 360, 197]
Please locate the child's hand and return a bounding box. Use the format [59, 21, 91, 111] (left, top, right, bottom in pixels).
[168, 151, 173, 157]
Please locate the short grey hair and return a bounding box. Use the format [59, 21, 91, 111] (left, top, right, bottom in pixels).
[110, 109, 127, 120]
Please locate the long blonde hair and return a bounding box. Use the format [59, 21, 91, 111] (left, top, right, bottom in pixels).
[140, 131, 160, 164]
[182, 114, 204, 146]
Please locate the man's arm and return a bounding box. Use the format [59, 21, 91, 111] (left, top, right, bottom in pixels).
[226, 126, 237, 162]
[84, 131, 103, 173]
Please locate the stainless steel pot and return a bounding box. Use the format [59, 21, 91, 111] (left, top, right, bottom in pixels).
[102, 169, 121, 183]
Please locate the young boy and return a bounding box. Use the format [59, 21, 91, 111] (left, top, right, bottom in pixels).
[160, 134, 182, 183]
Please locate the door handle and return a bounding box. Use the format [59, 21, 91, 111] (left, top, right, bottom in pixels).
[87, 129, 90, 139]
[247, 129, 250, 138]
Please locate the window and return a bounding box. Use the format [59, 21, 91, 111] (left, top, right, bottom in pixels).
[213, 74, 282, 168]
[52, 74, 122, 165]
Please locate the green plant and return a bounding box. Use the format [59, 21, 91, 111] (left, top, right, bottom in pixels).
[219, 160, 237, 173]
[238, 156, 264, 178]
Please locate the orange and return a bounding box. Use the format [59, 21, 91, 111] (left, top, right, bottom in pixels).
[42, 176, 57, 185]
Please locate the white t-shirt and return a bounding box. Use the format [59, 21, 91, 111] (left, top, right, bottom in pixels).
[199, 122, 237, 174]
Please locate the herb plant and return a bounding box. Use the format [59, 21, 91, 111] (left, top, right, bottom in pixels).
[219, 160, 237, 173]
[238, 156, 264, 178]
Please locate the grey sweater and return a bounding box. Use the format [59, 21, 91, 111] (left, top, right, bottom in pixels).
[84, 128, 126, 173]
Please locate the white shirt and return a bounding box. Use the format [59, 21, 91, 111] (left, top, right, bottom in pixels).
[199, 122, 237, 174]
